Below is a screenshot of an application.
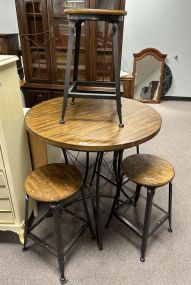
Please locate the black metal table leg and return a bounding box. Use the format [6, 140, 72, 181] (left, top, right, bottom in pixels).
[22, 194, 29, 251]
[90, 152, 100, 186]
[62, 149, 69, 164]
[140, 188, 155, 262]
[60, 20, 76, 124]
[51, 202, 67, 284]
[80, 188, 95, 238]
[95, 152, 104, 250]
[168, 182, 173, 232]
[84, 152, 89, 184]
[112, 22, 123, 128]
[105, 150, 123, 227]
[112, 151, 118, 180]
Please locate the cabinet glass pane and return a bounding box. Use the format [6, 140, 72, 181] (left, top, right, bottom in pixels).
[95, 0, 121, 81]
[24, 0, 50, 80]
[25, 0, 43, 14]
[52, 0, 86, 83]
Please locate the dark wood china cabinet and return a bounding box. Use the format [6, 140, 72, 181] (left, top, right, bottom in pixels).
[0, 33, 23, 80]
[15, 0, 126, 107]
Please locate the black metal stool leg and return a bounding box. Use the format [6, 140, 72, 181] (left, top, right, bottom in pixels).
[22, 194, 29, 251]
[52, 203, 67, 284]
[95, 152, 104, 250]
[62, 149, 69, 164]
[168, 182, 173, 232]
[133, 184, 142, 207]
[72, 20, 82, 105]
[60, 21, 76, 124]
[105, 150, 123, 227]
[136, 145, 140, 154]
[140, 188, 155, 262]
[80, 188, 95, 238]
[112, 22, 123, 128]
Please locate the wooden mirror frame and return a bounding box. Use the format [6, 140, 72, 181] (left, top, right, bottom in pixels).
[132, 48, 167, 103]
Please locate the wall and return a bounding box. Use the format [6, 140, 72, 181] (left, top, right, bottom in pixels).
[121, 0, 191, 97]
[0, 0, 18, 33]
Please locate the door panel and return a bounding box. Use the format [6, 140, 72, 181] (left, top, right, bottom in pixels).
[90, 0, 125, 81]
[50, 0, 88, 84]
[17, 0, 52, 82]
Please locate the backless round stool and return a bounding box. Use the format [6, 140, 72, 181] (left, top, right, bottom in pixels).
[60, 8, 127, 127]
[106, 154, 175, 262]
[23, 163, 94, 284]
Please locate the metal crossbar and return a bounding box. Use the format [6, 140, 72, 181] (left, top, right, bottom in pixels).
[114, 194, 169, 238]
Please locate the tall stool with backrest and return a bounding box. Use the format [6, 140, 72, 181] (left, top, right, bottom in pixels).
[23, 163, 94, 284]
[60, 9, 127, 127]
[106, 154, 175, 261]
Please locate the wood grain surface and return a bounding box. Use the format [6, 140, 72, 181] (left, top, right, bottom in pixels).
[64, 9, 127, 16]
[25, 97, 162, 152]
[122, 154, 175, 187]
[25, 163, 82, 202]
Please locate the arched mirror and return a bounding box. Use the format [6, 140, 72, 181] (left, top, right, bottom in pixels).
[132, 48, 167, 103]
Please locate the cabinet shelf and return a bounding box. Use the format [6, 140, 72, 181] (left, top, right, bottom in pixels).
[30, 46, 86, 51]
[27, 13, 43, 17]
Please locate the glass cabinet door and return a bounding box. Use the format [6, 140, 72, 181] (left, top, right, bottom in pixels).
[20, 0, 52, 82]
[50, 0, 88, 84]
[90, 0, 124, 81]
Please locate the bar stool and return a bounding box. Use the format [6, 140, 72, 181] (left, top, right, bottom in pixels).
[60, 9, 127, 127]
[106, 154, 175, 261]
[23, 163, 94, 284]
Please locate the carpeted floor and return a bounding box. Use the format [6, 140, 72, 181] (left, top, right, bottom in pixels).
[0, 100, 191, 285]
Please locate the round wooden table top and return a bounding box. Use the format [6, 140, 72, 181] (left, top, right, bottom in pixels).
[25, 97, 162, 152]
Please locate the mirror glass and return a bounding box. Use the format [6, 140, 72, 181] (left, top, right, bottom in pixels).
[132, 48, 167, 102]
[134, 55, 162, 101]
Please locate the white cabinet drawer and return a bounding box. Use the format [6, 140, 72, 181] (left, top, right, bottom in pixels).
[0, 212, 14, 224]
[0, 199, 12, 212]
[0, 171, 6, 187]
[0, 187, 9, 199]
[0, 150, 4, 170]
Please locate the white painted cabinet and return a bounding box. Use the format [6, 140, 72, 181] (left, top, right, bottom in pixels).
[0, 55, 37, 243]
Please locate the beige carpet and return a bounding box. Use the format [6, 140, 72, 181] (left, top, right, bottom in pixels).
[0, 100, 191, 285]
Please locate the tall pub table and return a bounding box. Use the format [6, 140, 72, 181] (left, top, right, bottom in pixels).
[25, 97, 162, 250]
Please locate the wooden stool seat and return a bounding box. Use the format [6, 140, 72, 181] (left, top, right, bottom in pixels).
[25, 163, 82, 202]
[122, 154, 175, 188]
[64, 8, 127, 17]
